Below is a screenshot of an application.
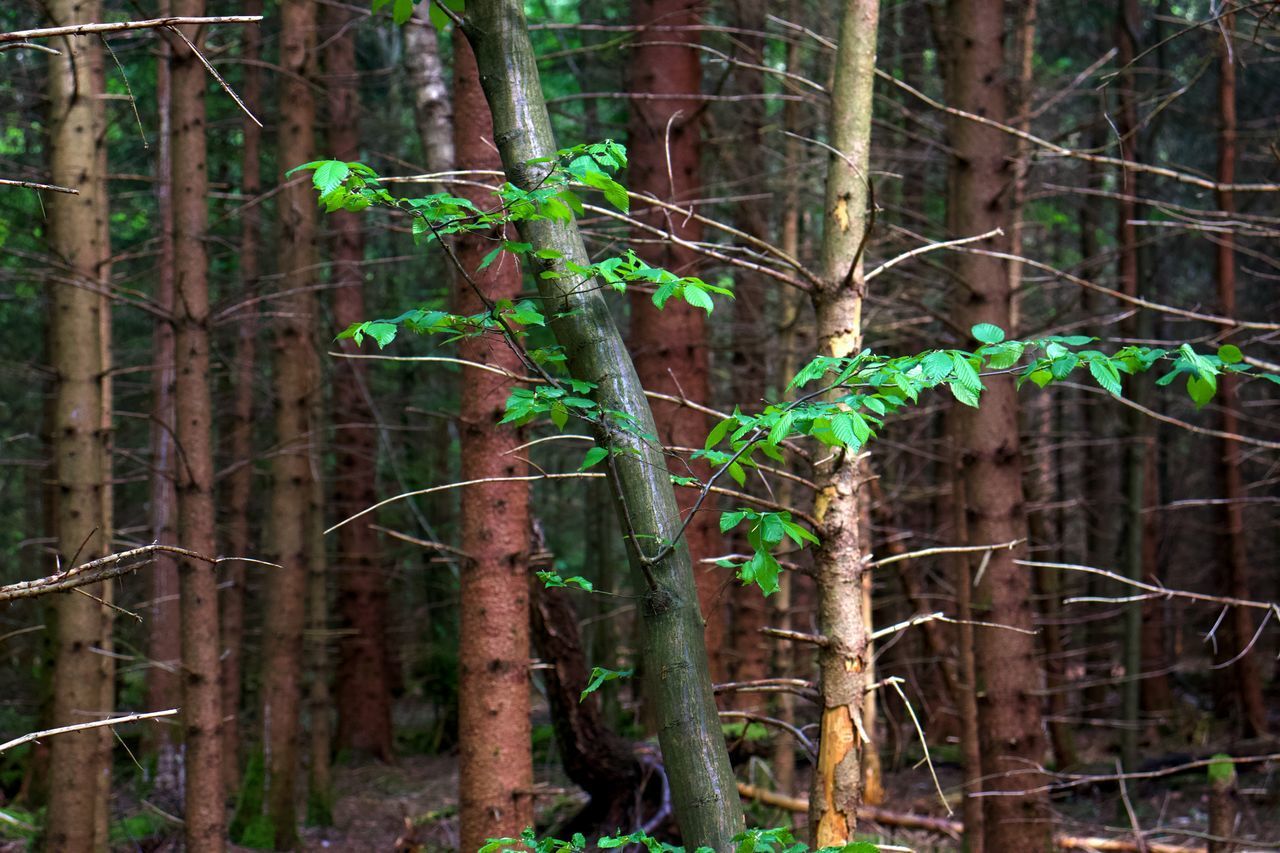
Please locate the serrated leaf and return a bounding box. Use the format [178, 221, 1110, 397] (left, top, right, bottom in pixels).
[971, 322, 1005, 344]
[1088, 358, 1122, 396]
[720, 510, 749, 532]
[580, 666, 633, 702]
[950, 353, 983, 393]
[949, 379, 980, 407]
[682, 284, 714, 314]
[312, 159, 349, 194]
[579, 447, 608, 470]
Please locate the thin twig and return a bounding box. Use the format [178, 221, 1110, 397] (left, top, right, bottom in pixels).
[865, 228, 1003, 281]
[0, 709, 178, 754]
[167, 25, 262, 127]
[0, 177, 78, 194]
[0, 16, 263, 43]
[870, 539, 1023, 569]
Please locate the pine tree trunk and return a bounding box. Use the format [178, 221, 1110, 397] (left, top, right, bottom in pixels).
[147, 2, 183, 801]
[625, 0, 727, 682]
[1213, 7, 1267, 738]
[452, 36, 536, 853]
[170, 5, 225, 847]
[462, 3, 744, 845]
[44, 1, 114, 847]
[221, 0, 263, 794]
[943, 0, 1051, 847]
[326, 0, 395, 764]
[261, 1, 320, 845]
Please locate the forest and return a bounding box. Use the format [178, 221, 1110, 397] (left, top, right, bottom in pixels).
[0, 0, 1277, 851]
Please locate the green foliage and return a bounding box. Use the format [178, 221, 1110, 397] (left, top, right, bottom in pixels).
[718, 510, 817, 596]
[478, 827, 881, 853]
[1206, 753, 1235, 783]
[109, 811, 172, 846]
[229, 750, 270, 847]
[579, 665, 633, 702]
[536, 569, 594, 592]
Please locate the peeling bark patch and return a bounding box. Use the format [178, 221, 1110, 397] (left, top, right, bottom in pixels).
[814, 705, 856, 846]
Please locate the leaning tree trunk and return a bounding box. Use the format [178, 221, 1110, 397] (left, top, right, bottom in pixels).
[170, 4, 225, 849]
[1212, 5, 1267, 738]
[461, 3, 744, 847]
[804, 1, 879, 845]
[44, 1, 115, 848]
[452, 36, 536, 853]
[261, 0, 321, 846]
[625, 0, 727, 683]
[943, 0, 1051, 847]
[325, 0, 395, 764]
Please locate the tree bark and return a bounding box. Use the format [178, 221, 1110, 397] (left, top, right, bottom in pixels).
[452, 35, 536, 853]
[1212, 5, 1267, 739]
[943, 0, 1051, 847]
[44, 1, 114, 848]
[170, 3, 225, 848]
[147, 0, 183, 802]
[261, 0, 320, 846]
[326, 0, 395, 764]
[625, 0, 727, 683]
[462, 3, 744, 846]
[805, 1, 878, 846]
[221, 0, 263, 794]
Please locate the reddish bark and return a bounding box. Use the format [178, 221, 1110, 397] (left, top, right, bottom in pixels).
[220, 0, 262, 793]
[261, 0, 321, 845]
[626, 0, 725, 680]
[452, 37, 535, 853]
[170, 4, 224, 846]
[326, 0, 395, 763]
[1213, 8, 1267, 738]
[943, 0, 1051, 847]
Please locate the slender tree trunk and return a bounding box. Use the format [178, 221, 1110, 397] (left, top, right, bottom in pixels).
[943, 0, 1051, 847]
[44, 1, 114, 848]
[1114, 0, 1172, 764]
[462, 3, 744, 846]
[405, 6, 454, 176]
[148, 1, 183, 801]
[262, 1, 320, 846]
[221, 0, 263, 794]
[626, 0, 727, 682]
[805, 1, 878, 845]
[326, 0, 395, 764]
[305, 446, 333, 825]
[170, 5, 225, 848]
[1213, 7, 1267, 738]
[451, 36, 536, 853]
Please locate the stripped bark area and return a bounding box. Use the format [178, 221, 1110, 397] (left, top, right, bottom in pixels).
[805, 0, 879, 845]
[462, 3, 743, 846]
[943, 0, 1051, 846]
[450, 35, 537, 853]
[44, 0, 115, 847]
[326, 0, 395, 764]
[625, 0, 726, 681]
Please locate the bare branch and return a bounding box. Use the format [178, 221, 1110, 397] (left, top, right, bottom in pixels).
[0, 177, 78, 194]
[0, 709, 178, 754]
[0, 16, 263, 43]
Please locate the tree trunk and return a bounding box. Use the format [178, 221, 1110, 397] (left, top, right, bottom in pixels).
[1213, 6, 1267, 738]
[326, 0, 395, 764]
[170, 4, 225, 849]
[452, 35, 536, 853]
[626, 0, 727, 683]
[943, 0, 1051, 847]
[221, 0, 263, 794]
[462, 3, 744, 846]
[804, 1, 878, 846]
[261, 1, 320, 846]
[44, 1, 114, 848]
[405, 6, 454, 176]
[147, 0, 183, 802]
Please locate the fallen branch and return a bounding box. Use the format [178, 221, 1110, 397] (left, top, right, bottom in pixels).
[0, 709, 178, 754]
[735, 784, 1207, 852]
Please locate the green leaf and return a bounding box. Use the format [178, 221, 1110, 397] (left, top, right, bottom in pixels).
[742, 551, 781, 596]
[704, 416, 733, 450]
[579, 447, 609, 470]
[312, 160, 349, 194]
[549, 402, 568, 430]
[1088, 357, 1122, 396]
[580, 666, 633, 702]
[1218, 344, 1243, 364]
[1186, 374, 1215, 408]
[363, 322, 397, 348]
[682, 284, 715, 314]
[1206, 754, 1235, 783]
[720, 510, 749, 532]
[971, 322, 1005, 344]
[393, 0, 415, 25]
[948, 378, 980, 407]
